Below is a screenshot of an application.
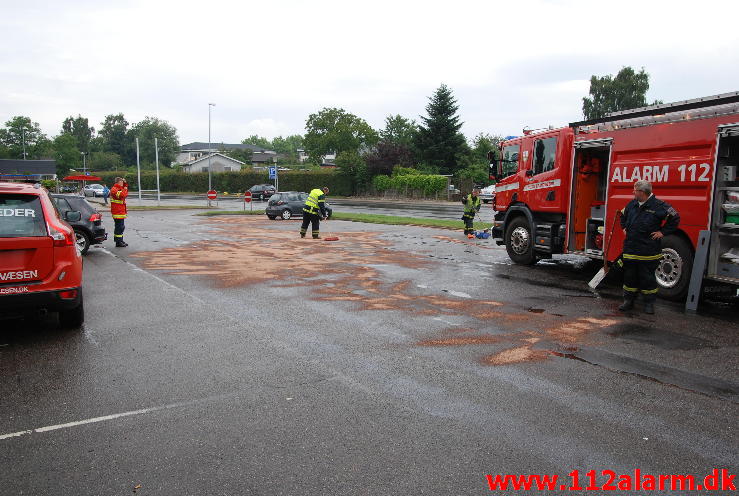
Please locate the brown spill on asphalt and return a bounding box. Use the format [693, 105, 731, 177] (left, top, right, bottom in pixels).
[432, 234, 494, 249]
[132, 216, 622, 366]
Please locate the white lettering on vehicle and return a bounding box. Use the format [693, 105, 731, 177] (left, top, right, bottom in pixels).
[0, 270, 39, 281]
[523, 179, 562, 191]
[610, 164, 710, 183]
[0, 208, 36, 217]
[0, 286, 30, 294]
[678, 163, 711, 182]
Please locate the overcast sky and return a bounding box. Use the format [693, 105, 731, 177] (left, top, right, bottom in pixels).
[2, 0, 738, 147]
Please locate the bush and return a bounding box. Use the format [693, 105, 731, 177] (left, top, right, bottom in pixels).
[372, 173, 446, 197]
[373, 175, 392, 191]
[41, 179, 58, 191]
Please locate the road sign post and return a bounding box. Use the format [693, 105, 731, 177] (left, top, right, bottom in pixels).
[244, 190, 252, 211]
[269, 166, 278, 192]
[207, 190, 217, 206]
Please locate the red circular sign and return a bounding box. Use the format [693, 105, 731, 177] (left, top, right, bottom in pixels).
[207, 190, 217, 200]
[244, 191, 252, 203]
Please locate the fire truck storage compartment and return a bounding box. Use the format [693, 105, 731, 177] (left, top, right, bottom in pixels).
[568, 141, 611, 253]
[585, 218, 605, 255]
[708, 128, 739, 283]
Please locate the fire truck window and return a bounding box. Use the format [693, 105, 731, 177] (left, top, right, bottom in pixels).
[533, 137, 557, 175]
[501, 144, 520, 178]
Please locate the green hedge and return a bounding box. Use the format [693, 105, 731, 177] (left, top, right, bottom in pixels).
[93, 170, 353, 195]
[372, 173, 447, 196]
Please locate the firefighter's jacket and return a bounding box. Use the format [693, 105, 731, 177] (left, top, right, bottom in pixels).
[462, 194, 481, 218]
[110, 183, 128, 219]
[620, 194, 679, 258]
[303, 188, 326, 217]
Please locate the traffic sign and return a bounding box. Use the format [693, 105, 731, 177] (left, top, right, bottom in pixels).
[268, 166, 276, 179]
[207, 190, 217, 200]
[244, 191, 252, 203]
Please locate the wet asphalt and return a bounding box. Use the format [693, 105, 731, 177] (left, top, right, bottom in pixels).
[0, 207, 737, 496]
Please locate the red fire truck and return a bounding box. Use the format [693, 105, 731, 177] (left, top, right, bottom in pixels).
[490, 92, 739, 301]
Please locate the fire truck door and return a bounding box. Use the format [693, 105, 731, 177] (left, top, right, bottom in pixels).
[523, 136, 562, 212]
[569, 139, 612, 253]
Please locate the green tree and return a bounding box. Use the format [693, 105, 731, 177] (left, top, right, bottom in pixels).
[304, 108, 378, 165]
[127, 117, 180, 168]
[0, 116, 49, 159]
[380, 114, 418, 148]
[52, 133, 80, 176]
[414, 84, 469, 174]
[335, 150, 368, 192]
[243, 135, 272, 150]
[219, 146, 253, 164]
[89, 151, 123, 171]
[62, 115, 95, 153]
[582, 66, 661, 120]
[470, 133, 503, 164]
[271, 134, 304, 162]
[99, 113, 129, 158]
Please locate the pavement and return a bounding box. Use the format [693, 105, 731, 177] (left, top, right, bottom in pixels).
[1, 208, 737, 495]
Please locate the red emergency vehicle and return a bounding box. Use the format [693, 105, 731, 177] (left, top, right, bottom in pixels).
[490, 92, 739, 301]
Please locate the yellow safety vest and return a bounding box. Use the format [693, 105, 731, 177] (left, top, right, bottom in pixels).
[303, 188, 325, 215]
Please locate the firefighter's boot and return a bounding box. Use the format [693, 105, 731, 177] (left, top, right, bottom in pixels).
[618, 298, 635, 311]
[643, 302, 655, 315]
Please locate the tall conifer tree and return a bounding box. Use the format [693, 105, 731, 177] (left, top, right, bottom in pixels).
[415, 84, 468, 174]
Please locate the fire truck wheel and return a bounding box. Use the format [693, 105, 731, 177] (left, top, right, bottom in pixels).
[505, 217, 537, 265]
[656, 235, 693, 301]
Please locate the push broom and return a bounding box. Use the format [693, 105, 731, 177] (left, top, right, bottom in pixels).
[588, 211, 621, 289]
[323, 216, 339, 241]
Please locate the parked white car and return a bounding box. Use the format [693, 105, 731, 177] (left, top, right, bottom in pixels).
[480, 184, 496, 203]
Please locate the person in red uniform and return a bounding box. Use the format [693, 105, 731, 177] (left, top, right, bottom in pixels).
[110, 177, 129, 247]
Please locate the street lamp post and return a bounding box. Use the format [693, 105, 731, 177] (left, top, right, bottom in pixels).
[208, 103, 216, 206]
[80, 152, 87, 194]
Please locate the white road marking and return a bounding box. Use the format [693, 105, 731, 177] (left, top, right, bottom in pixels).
[98, 247, 208, 305]
[0, 393, 235, 441]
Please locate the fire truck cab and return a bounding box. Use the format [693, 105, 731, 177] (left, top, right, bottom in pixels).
[491, 92, 739, 301]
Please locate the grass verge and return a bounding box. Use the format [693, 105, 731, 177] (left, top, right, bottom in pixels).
[195, 209, 489, 230]
[331, 212, 489, 230]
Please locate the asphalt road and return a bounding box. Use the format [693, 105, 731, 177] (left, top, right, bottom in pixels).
[1, 210, 737, 495]
[100, 193, 480, 221]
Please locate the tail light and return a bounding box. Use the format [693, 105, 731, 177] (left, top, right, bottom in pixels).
[48, 223, 74, 247]
[89, 213, 102, 222]
[276, 201, 285, 205]
[59, 289, 78, 299]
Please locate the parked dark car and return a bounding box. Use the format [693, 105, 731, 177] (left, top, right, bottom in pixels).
[266, 192, 332, 220]
[51, 194, 107, 254]
[247, 184, 276, 201]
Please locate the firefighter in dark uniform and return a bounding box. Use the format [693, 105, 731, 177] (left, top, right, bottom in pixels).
[462, 188, 481, 238]
[300, 187, 329, 239]
[618, 180, 680, 314]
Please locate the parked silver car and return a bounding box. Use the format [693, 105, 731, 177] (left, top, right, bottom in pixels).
[82, 183, 105, 197]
